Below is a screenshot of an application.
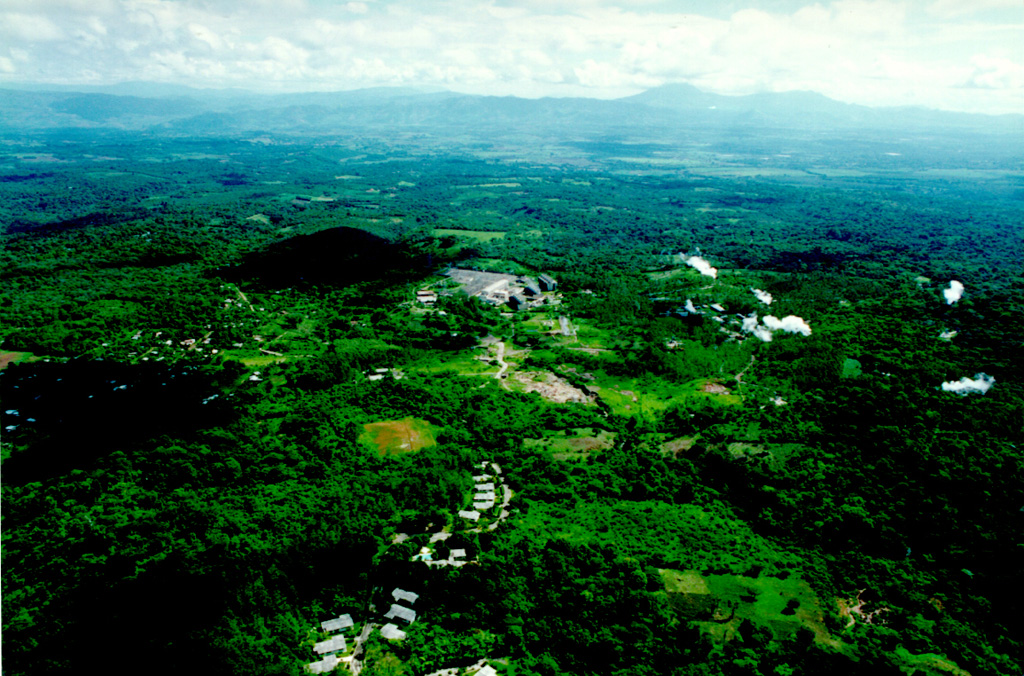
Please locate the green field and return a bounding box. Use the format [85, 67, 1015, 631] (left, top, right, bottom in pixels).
[660, 568, 838, 647]
[434, 228, 507, 242]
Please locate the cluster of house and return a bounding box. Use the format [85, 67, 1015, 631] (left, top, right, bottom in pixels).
[381, 588, 420, 641]
[306, 613, 354, 674]
[458, 461, 504, 522]
[305, 587, 423, 673]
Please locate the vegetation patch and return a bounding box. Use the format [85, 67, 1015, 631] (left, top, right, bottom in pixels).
[661, 568, 838, 647]
[359, 417, 438, 456]
[434, 228, 507, 242]
[0, 351, 37, 371]
[525, 427, 616, 460]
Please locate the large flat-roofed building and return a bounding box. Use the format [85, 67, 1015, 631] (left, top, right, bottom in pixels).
[445, 268, 518, 298]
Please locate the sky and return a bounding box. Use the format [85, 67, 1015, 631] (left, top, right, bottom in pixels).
[0, 0, 1021, 114]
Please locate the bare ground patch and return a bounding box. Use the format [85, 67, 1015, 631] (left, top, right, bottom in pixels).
[512, 371, 593, 404]
[359, 417, 437, 456]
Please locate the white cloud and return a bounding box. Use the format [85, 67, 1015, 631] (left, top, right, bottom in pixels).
[0, 0, 1019, 112]
[752, 288, 773, 305]
[943, 280, 964, 305]
[0, 13, 65, 41]
[741, 312, 775, 342]
[686, 255, 718, 279]
[763, 315, 812, 336]
[941, 373, 995, 395]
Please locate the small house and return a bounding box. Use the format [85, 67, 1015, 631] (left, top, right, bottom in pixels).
[392, 588, 419, 605]
[384, 604, 417, 623]
[380, 623, 407, 640]
[314, 636, 347, 655]
[320, 615, 354, 632]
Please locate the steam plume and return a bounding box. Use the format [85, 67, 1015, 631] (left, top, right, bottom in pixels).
[941, 373, 995, 395]
[686, 256, 718, 279]
[741, 313, 774, 342]
[751, 288, 773, 305]
[943, 280, 964, 305]
[763, 315, 812, 336]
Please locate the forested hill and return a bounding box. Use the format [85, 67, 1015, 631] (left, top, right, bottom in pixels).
[1, 110, 1022, 675]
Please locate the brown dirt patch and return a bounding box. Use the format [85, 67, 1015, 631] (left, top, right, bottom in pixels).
[702, 381, 731, 394]
[661, 437, 697, 457]
[513, 371, 593, 404]
[0, 351, 33, 371]
[360, 417, 437, 456]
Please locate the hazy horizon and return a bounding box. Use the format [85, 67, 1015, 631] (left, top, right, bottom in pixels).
[1, 0, 1021, 115]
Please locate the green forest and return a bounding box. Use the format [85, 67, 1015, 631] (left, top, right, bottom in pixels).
[2, 131, 1022, 676]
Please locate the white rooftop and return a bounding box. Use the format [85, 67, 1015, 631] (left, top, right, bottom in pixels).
[380, 623, 407, 640]
[383, 604, 417, 623]
[476, 482, 495, 491]
[459, 510, 481, 521]
[306, 654, 340, 673]
[314, 635, 347, 654]
[320, 614, 354, 632]
[451, 549, 467, 559]
[392, 588, 419, 604]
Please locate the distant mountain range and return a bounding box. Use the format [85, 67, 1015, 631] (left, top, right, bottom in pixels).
[0, 81, 1020, 143]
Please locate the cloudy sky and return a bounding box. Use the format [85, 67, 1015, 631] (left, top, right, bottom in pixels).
[1, 0, 1021, 114]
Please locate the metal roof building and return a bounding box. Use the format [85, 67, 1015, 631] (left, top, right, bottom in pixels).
[320, 614, 353, 632]
[392, 588, 419, 605]
[384, 604, 417, 623]
[459, 510, 481, 521]
[380, 623, 407, 640]
[314, 636, 347, 654]
[306, 654, 340, 673]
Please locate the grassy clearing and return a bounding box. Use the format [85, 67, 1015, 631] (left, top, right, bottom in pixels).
[0, 351, 38, 371]
[591, 374, 740, 417]
[661, 568, 838, 647]
[223, 352, 292, 367]
[524, 427, 616, 460]
[434, 228, 507, 242]
[359, 417, 438, 456]
[891, 647, 972, 676]
[409, 350, 499, 376]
